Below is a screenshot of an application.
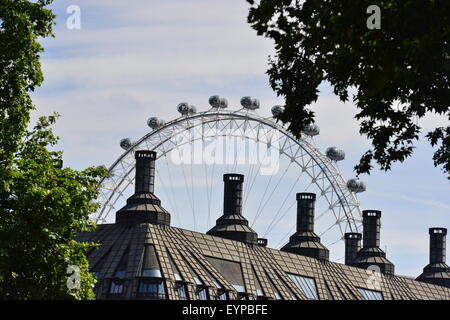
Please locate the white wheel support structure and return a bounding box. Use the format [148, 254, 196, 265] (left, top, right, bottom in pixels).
[94, 106, 363, 249]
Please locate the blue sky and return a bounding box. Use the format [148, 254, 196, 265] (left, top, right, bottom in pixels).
[31, 0, 449, 277]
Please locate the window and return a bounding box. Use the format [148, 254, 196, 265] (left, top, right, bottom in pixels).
[274, 291, 283, 300]
[288, 274, 319, 300]
[141, 245, 162, 278]
[174, 282, 188, 299]
[237, 293, 248, 300]
[110, 280, 124, 294]
[142, 269, 162, 277]
[194, 275, 203, 286]
[216, 290, 228, 300]
[232, 284, 245, 292]
[213, 280, 222, 289]
[114, 270, 126, 278]
[138, 279, 166, 299]
[196, 286, 209, 300]
[174, 272, 183, 281]
[357, 288, 383, 300]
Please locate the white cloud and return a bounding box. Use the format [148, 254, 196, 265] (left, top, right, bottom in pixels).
[372, 191, 450, 211]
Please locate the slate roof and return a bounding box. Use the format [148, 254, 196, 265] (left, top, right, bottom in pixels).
[76, 222, 450, 300]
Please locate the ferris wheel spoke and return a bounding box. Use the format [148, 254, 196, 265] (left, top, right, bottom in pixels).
[267, 189, 326, 237]
[163, 153, 181, 227]
[200, 128, 213, 230]
[319, 220, 340, 237]
[155, 168, 176, 218]
[250, 173, 274, 226]
[263, 199, 296, 238]
[242, 157, 263, 208]
[187, 126, 198, 231]
[232, 137, 245, 173]
[325, 237, 344, 248]
[203, 159, 212, 230]
[208, 149, 217, 223]
[176, 146, 196, 230]
[274, 224, 296, 249]
[251, 161, 292, 227]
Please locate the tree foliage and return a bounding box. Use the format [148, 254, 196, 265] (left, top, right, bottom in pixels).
[0, 0, 105, 299]
[247, 0, 450, 178]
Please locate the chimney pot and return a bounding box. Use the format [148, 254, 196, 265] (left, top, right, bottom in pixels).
[352, 210, 395, 275]
[207, 173, 258, 245]
[344, 233, 362, 265]
[429, 227, 447, 264]
[417, 227, 450, 288]
[296, 192, 316, 233]
[362, 210, 381, 248]
[223, 174, 244, 216]
[116, 150, 170, 226]
[281, 192, 329, 260]
[135, 150, 156, 194]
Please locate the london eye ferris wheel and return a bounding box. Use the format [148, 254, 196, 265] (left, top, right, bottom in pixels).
[93, 95, 366, 262]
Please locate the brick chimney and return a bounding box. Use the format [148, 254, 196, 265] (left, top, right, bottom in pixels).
[280, 193, 329, 261]
[116, 151, 170, 226]
[352, 210, 394, 275]
[207, 174, 258, 245]
[417, 228, 450, 288]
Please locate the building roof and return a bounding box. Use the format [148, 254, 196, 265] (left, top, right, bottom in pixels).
[77, 222, 450, 300]
[78, 150, 450, 300]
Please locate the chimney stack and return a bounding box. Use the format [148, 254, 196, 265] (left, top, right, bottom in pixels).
[429, 228, 447, 264]
[345, 233, 362, 265]
[281, 193, 329, 261]
[362, 210, 381, 248]
[296, 193, 315, 233]
[352, 210, 394, 275]
[207, 174, 258, 245]
[134, 150, 156, 194]
[116, 151, 170, 226]
[223, 173, 243, 216]
[417, 228, 450, 288]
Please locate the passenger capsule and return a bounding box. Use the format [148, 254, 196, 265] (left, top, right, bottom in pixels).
[302, 124, 320, 136]
[147, 117, 165, 130]
[209, 95, 228, 108]
[177, 102, 190, 115]
[188, 104, 197, 114]
[326, 147, 345, 161]
[240, 96, 260, 110]
[120, 138, 132, 150]
[271, 105, 284, 117]
[347, 179, 366, 193]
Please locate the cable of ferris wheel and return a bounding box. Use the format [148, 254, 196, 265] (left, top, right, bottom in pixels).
[155, 167, 177, 224]
[232, 136, 245, 173]
[242, 153, 264, 208]
[319, 220, 340, 237]
[162, 150, 182, 227]
[264, 199, 297, 240]
[262, 170, 304, 236]
[175, 141, 196, 231]
[264, 182, 328, 239]
[202, 136, 212, 230]
[250, 173, 273, 226]
[251, 160, 292, 228]
[242, 137, 260, 208]
[188, 126, 197, 231]
[274, 224, 296, 249]
[271, 179, 321, 247]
